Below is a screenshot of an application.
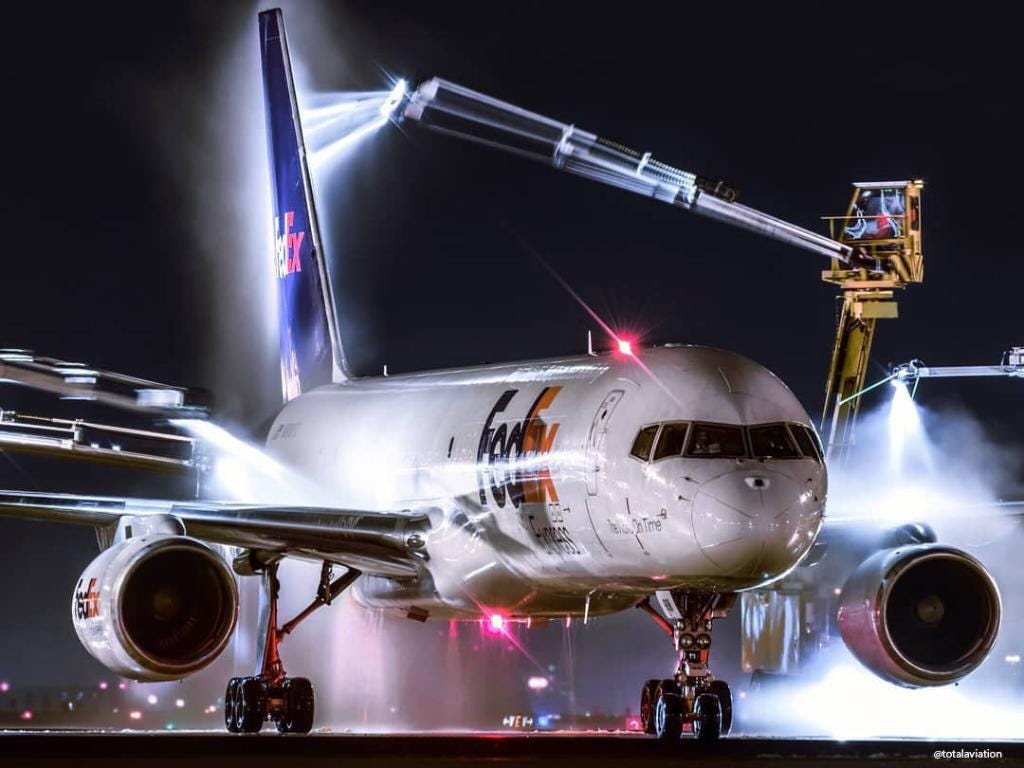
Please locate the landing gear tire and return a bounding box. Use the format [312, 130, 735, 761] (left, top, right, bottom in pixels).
[225, 561, 358, 734]
[638, 592, 737, 744]
[707, 679, 732, 735]
[236, 677, 268, 734]
[653, 680, 683, 741]
[276, 677, 315, 734]
[692, 692, 722, 743]
[640, 679, 660, 735]
[224, 677, 242, 733]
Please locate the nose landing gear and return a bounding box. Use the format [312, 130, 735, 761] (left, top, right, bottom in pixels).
[224, 559, 360, 734]
[637, 591, 735, 743]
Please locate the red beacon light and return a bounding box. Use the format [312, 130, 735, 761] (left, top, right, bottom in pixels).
[487, 613, 505, 634]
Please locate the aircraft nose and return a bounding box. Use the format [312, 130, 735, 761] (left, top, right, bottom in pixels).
[691, 469, 823, 580]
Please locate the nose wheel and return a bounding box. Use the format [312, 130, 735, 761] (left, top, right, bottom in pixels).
[652, 680, 683, 740]
[223, 559, 359, 734]
[637, 591, 735, 743]
[692, 691, 722, 742]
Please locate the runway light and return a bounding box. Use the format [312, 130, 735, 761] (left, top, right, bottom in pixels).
[146, 694, 158, 705]
[20, 710, 32, 721]
[527, 676, 549, 691]
[98, 681, 108, 691]
[118, 682, 127, 690]
[1007, 654, 1021, 664]
[487, 614, 505, 634]
[175, 698, 185, 708]
[616, 338, 634, 356]
[0, 681, 9, 693]
[129, 710, 142, 721]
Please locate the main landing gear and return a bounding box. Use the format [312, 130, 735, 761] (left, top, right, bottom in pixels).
[637, 592, 736, 743]
[225, 559, 360, 734]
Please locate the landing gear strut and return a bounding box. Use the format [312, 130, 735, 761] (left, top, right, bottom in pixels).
[224, 559, 359, 734]
[637, 592, 735, 743]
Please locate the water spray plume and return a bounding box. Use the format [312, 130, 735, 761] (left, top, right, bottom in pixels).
[311, 115, 389, 169]
[773, 392, 1024, 739]
[887, 379, 932, 474]
[301, 82, 406, 172]
[302, 90, 389, 126]
[171, 419, 331, 505]
[774, 661, 1024, 740]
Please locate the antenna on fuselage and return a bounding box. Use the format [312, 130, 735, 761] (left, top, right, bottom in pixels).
[587, 330, 596, 357]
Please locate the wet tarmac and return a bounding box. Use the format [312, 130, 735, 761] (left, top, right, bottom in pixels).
[0, 732, 1021, 768]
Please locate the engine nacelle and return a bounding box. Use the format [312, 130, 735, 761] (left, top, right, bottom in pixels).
[73, 534, 238, 681]
[839, 543, 1000, 687]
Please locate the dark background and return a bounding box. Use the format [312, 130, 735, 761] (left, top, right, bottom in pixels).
[0, 0, 1020, 707]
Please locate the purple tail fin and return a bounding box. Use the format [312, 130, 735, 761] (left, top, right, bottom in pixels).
[259, 9, 347, 400]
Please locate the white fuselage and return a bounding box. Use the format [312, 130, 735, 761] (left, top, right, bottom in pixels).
[266, 346, 826, 620]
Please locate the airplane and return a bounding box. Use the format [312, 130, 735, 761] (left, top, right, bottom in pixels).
[0, 9, 1003, 741]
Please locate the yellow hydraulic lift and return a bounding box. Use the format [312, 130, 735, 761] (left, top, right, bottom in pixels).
[819, 181, 925, 462]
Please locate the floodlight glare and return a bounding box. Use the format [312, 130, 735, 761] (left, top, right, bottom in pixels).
[380, 79, 408, 118]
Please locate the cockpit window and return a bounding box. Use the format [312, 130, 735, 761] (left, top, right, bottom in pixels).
[749, 424, 801, 459]
[653, 422, 689, 461]
[685, 423, 747, 458]
[791, 423, 820, 461]
[629, 425, 660, 461]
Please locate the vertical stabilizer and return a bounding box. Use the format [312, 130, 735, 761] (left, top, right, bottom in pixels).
[259, 9, 348, 400]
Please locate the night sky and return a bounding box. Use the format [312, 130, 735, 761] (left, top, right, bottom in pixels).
[1, 0, 1021, 702]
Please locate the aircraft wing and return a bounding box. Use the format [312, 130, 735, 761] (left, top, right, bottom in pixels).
[0, 490, 431, 578]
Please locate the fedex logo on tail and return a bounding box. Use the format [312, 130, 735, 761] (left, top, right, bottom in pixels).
[275, 211, 305, 278]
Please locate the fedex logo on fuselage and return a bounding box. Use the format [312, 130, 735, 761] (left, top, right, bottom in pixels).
[477, 387, 562, 509]
[275, 211, 305, 278]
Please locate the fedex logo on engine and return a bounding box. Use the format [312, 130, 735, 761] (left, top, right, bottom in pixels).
[74, 577, 100, 620]
[275, 211, 305, 278]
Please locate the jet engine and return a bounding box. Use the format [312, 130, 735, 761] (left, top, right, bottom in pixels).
[838, 543, 1000, 687]
[73, 534, 238, 681]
